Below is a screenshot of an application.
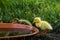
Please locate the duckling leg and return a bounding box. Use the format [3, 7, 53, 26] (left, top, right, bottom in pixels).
[41, 30, 47, 36]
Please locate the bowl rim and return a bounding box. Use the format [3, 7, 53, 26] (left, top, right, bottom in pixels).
[0, 23, 39, 39]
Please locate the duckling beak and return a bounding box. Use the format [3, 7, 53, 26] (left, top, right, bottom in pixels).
[33, 20, 36, 23]
[33, 21, 34, 23]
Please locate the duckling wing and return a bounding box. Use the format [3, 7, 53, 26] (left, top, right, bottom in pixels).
[41, 21, 53, 30]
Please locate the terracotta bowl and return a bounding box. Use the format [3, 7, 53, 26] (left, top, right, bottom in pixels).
[0, 23, 39, 39]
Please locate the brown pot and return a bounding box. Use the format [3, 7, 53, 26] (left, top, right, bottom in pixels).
[0, 23, 39, 39]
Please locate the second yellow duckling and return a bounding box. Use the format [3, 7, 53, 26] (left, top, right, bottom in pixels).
[12, 18, 19, 24]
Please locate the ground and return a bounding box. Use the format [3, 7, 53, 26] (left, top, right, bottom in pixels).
[34, 31, 60, 40]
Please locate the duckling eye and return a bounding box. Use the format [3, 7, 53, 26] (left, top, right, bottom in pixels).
[35, 19, 39, 22]
[35, 19, 37, 21]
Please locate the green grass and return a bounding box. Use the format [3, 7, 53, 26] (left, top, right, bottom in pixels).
[0, 0, 60, 30]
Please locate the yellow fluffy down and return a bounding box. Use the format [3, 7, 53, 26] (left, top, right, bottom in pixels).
[33, 17, 53, 30]
[35, 21, 53, 30]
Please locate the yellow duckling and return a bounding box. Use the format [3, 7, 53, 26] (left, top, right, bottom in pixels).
[33, 17, 53, 36]
[12, 18, 19, 24]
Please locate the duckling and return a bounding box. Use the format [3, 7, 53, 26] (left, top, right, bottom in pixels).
[33, 17, 53, 36]
[12, 18, 32, 26]
[12, 18, 19, 24]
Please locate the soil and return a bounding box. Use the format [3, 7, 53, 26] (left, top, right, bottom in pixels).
[34, 31, 60, 40]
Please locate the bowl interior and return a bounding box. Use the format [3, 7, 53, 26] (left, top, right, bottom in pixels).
[0, 23, 33, 32]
